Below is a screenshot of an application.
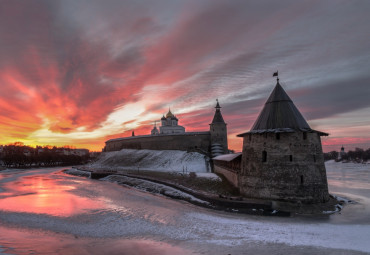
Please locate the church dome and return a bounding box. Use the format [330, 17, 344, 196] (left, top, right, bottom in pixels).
[161, 115, 166, 120]
[166, 109, 174, 118]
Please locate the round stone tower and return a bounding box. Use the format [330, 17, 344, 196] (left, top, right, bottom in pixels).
[237, 79, 329, 203]
[210, 100, 228, 156]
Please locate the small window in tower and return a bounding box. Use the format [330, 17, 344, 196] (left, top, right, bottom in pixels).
[262, 151, 267, 162]
[303, 132, 307, 140]
[276, 133, 280, 140]
[264, 133, 267, 138]
[300, 175, 304, 184]
[313, 155, 316, 162]
[249, 134, 251, 141]
[289, 155, 293, 162]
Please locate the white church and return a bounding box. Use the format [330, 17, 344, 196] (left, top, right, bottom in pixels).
[151, 109, 186, 135]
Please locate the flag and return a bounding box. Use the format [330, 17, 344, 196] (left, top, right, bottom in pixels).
[273, 71, 278, 77]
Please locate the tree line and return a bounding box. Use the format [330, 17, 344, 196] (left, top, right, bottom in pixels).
[0, 143, 89, 168]
[324, 147, 370, 162]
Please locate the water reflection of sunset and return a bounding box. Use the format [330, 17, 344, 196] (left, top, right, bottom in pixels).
[0, 175, 103, 217]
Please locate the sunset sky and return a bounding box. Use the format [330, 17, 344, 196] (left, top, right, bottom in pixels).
[0, 0, 369, 152]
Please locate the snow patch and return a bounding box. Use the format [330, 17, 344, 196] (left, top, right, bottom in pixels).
[64, 168, 91, 178]
[88, 149, 210, 173]
[323, 195, 354, 214]
[332, 195, 354, 204]
[193, 172, 221, 181]
[186, 212, 370, 252]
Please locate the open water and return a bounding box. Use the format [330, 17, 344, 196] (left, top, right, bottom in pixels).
[0, 162, 369, 254]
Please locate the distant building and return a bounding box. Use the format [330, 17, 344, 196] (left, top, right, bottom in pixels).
[210, 100, 228, 156]
[54, 148, 89, 156]
[338, 146, 346, 161]
[72, 149, 89, 156]
[151, 122, 159, 135]
[105, 101, 228, 156]
[23, 150, 32, 156]
[159, 109, 185, 134]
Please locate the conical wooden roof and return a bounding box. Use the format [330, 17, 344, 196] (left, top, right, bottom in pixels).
[211, 100, 225, 124]
[237, 80, 328, 137]
[251, 81, 310, 131]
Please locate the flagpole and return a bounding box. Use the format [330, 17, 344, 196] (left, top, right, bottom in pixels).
[273, 70, 279, 83]
[276, 70, 279, 83]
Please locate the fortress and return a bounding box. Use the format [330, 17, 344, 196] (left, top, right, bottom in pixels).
[104, 76, 330, 204]
[214, 77, 329, 203]
[105, 100, 228, 157]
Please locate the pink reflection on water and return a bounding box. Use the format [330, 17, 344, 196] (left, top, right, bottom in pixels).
[0, 175, 103, 216]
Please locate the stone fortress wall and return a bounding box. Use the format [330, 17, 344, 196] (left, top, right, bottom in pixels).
[105, 132, 212, 153]
[239, 131, 329, 203]
[105, 101, 228, 156]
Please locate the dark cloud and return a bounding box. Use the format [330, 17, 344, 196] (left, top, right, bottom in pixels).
[292, 75, 370, 120]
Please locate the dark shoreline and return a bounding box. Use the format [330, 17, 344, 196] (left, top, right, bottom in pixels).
[64, 167, 342, 217]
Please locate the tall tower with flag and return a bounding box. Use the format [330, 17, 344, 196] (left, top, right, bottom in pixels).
[237, 73, 329, 203]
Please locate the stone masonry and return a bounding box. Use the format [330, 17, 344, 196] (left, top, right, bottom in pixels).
[239, 131, 329, 203]
[237, 78, 329, 203]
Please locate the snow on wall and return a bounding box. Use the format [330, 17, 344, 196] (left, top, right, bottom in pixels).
[89, 149, 210, 173]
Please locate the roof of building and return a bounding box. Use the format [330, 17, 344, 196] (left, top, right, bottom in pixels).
[213, 153, 242, 162]
[166, 109, 174, 118]
[252, 81, 310, 130]
[215, 99, 221, 109]
[211, 100, 226, 124]
[237, 128, 328, 137]
[237, 80, 328, 136]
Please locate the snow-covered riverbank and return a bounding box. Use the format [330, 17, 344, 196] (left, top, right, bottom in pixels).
[0, 163, 369, 254]
[88, 149, 211, 173]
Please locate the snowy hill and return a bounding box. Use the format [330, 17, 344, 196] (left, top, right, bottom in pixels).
[89, 149, 210, 173]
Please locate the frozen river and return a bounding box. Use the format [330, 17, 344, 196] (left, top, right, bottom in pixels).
[0, 161, 370, 254]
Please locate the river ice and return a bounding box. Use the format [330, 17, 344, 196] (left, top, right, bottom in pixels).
[0, 162, 369, 254]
